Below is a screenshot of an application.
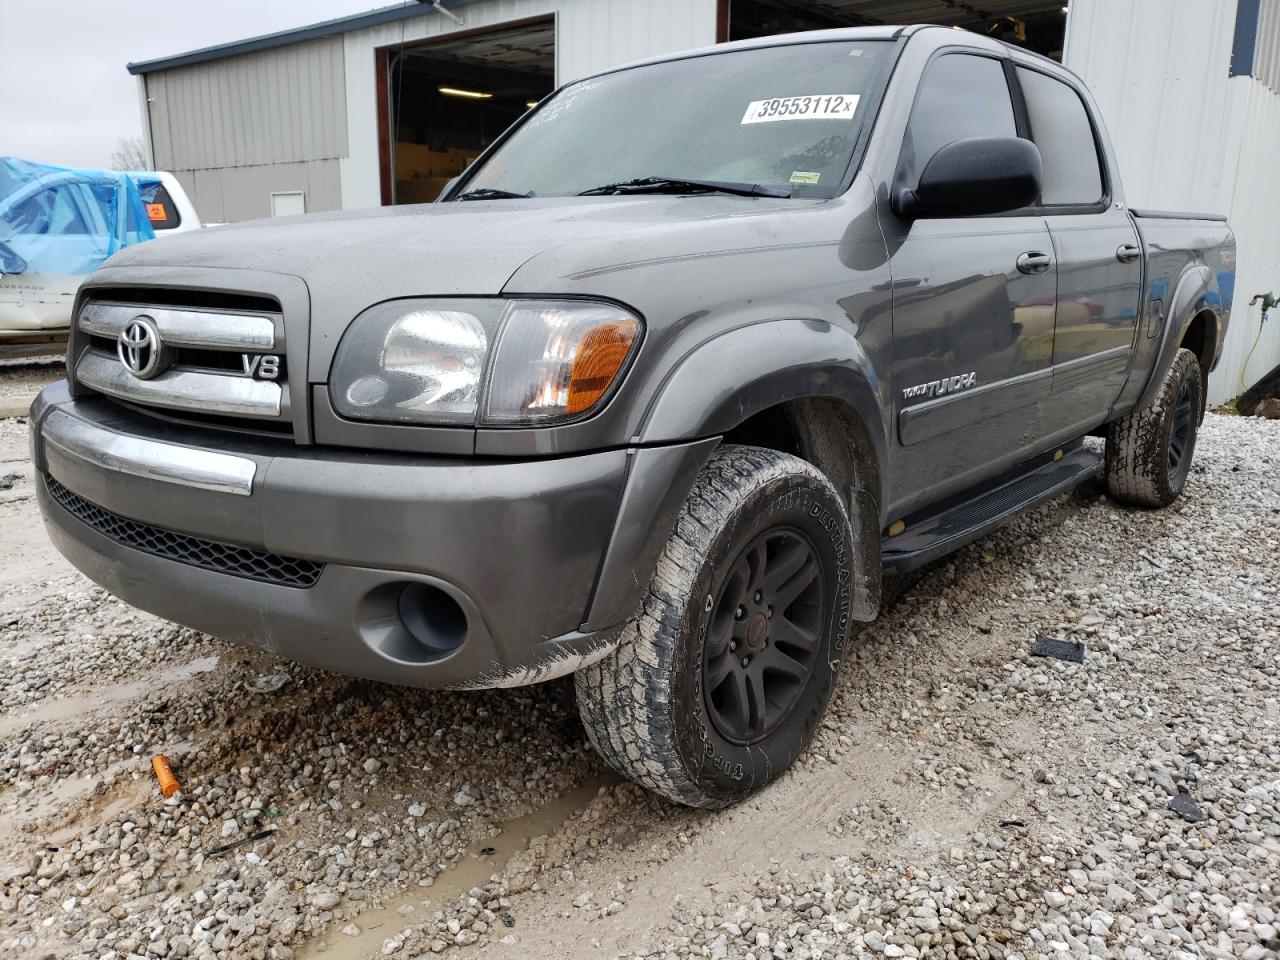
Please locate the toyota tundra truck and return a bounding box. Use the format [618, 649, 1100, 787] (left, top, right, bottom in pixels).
[29, 26, 1234, 808]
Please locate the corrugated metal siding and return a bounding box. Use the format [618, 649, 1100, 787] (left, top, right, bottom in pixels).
[1256, 0, 1280, 92]
[1066, 0, 1280, 403]
[171, 159, 342, 223]
[338, 0, 717, 210]
[147, 36, 347, 171]
[555, 0, 716, 80]
[1211, 78, 1280, 402]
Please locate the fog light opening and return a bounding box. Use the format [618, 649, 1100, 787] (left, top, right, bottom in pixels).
[397, 583, 468, 657]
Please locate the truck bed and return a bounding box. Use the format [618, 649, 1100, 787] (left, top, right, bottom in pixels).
[1130, 208, 1229, 222]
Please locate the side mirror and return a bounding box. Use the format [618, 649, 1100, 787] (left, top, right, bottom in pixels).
[895, 137, 1042, 219]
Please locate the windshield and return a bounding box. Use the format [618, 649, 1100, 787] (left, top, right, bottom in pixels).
[456, 40, 892, 199]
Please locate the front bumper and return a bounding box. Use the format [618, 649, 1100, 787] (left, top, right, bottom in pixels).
[30, 382, 717, 689]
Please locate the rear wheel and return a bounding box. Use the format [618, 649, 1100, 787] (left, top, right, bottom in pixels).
[575, 445, 855, 808]
[1105, 347, 1203, 507]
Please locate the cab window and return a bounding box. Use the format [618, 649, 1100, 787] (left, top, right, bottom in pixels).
[1016, 67, 1104, 206]
[900, 54, 1017, 187]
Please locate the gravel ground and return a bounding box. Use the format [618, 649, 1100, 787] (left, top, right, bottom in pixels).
[0, 357, 63, 402]
[0, 411, 1276, 960]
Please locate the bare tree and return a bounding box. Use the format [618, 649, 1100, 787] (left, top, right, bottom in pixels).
[109, 137, 149, 171]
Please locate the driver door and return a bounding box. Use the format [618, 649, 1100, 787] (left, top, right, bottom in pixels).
[883, 52, 1056, 513]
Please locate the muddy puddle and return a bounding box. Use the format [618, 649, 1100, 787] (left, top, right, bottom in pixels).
[0, 735, 202, 848]
[298, 777, 615, 959]
[0, 654, 219, 738]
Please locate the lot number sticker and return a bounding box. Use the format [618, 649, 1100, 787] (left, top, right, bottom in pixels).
[741, 94, 860, 124]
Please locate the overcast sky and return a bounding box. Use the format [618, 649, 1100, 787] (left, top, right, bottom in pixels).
[0, 0, 383, 169]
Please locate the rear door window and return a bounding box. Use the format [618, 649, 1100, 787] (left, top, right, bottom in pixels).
[900, 54, 1017, 187]
[1016, 67, 1104, 206]
[137, 181, 181, 230]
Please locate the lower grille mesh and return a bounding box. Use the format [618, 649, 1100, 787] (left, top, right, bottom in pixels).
[45, 475, 322, 588]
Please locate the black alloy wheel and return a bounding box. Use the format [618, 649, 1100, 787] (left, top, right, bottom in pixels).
[703, 529, 823, 744]
[1168, 376, 1196, 483]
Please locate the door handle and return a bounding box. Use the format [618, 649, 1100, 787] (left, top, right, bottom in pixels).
[1016, 251, 1052, 274]
[1116, 243, 1142, 263]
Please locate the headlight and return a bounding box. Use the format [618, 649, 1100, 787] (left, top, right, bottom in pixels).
[331, 300, 496, 424]
[329, 298, 641, 426]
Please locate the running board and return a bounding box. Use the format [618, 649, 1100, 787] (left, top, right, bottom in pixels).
[881, 447, 1104, 574]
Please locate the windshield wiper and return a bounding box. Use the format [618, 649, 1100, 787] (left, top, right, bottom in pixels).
[453, 187, 533, 201]
[578, 176, 791, 199]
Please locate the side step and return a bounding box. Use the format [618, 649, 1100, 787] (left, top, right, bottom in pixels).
[881, 446, 1104, 575]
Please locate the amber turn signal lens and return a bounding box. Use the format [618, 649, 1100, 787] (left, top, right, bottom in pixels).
[565, 320, 638, 414]
[483, 301, 644, 424]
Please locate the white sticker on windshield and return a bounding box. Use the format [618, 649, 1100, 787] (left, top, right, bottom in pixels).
[741, 94, 861, 124]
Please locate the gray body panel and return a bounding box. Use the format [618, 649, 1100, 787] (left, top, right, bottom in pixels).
[30, 383, 663, 688]
[34, 26, 1234, 689]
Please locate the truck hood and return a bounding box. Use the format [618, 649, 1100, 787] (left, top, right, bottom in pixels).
[98, 194, 837, 380]
[106, 194, 809, 301]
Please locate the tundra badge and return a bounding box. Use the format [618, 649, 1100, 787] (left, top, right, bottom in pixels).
[902, 372, 977, 401]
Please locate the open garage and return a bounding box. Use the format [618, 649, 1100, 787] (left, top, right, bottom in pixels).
[382, 18, 555, 205]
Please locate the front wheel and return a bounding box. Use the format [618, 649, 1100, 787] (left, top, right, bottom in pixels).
[1105, 347, 1203, 508]
[575, 445, 855, 808]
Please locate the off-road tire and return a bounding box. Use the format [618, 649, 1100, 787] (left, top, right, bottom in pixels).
[575, 445, 855, 808]
[1105, 347, 1203, 507]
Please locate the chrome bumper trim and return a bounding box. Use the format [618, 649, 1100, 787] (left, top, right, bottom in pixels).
[80, 302, 277, 351]
[76, 351, 283, 419]
[42, 409, 256, 496]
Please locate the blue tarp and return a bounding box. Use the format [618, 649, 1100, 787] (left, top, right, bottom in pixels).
[0, 157, 156, 277]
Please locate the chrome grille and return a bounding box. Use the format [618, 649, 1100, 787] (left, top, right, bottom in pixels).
[80, 302, 276, 350]
[75, 298, 291, 434]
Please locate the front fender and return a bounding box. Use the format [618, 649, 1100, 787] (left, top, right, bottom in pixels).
[637, 317, 887, 469]
[584, 317, 886, 627]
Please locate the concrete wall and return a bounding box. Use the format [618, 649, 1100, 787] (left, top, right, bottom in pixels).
[338, 0, 718, 210]
[1066, 0, 1280, 403]
[144, 36, 348, 222]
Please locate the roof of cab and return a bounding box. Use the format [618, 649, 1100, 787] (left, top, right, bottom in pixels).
[128, 7, 926, 76]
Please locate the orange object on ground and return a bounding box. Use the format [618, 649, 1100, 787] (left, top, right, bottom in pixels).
[152, 754, 181, 797]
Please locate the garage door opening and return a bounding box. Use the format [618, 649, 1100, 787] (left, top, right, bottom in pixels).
[724, 1, 1068, 60]
[379, 17, 555, 205]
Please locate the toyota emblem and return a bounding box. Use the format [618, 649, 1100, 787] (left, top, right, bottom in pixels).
[117, 317, 163, 379]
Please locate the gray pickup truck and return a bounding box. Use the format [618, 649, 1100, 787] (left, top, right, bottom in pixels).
[31, 25, 1234, 808]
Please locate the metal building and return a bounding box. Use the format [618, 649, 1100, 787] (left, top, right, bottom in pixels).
[128, 0, 1279, 402]
[1064, 0, 1280, 402]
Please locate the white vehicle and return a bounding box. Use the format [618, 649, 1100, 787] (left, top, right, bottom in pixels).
[0, 170, 200, 356]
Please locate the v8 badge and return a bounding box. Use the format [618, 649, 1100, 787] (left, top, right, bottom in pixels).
[242, 354, 281, 380]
